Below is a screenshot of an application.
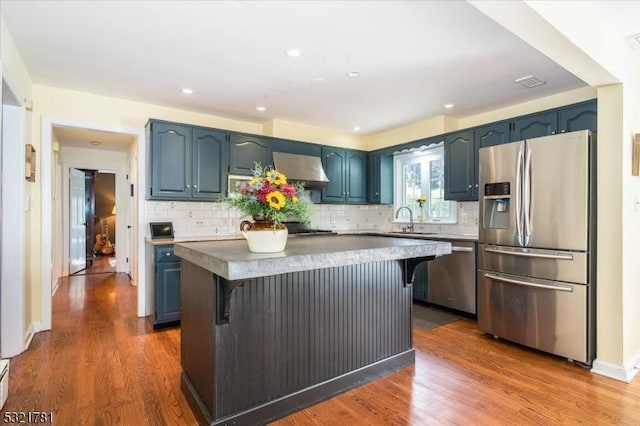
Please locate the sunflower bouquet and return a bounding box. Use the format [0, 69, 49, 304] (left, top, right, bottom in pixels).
[225, 163, 312, 227]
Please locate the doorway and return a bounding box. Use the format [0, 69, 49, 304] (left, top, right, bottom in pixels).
[41, 118, 146, 332]
[57, 131, 131, 282]
[69, 168, 117, 276]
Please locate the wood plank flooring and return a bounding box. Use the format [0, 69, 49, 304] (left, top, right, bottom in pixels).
[72, 254, 116, 275]
[4, 273, 640, 425]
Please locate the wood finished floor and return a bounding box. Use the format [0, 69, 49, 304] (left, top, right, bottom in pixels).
[72, 254, 117, 275]
[4, 273, 639, 425]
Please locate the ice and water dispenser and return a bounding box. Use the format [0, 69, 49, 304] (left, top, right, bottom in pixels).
[483, 182, 511, 229]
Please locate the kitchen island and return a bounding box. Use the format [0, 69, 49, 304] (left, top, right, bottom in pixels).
[174, 235, 451, 426]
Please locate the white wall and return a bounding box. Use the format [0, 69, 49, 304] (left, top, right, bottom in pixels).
[0, 16, 33, 356]
[0, 104, 26, 357]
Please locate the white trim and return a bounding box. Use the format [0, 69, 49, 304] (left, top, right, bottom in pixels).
[41, 116, 145, 331]
[591, 355, 640, 383]
[1, 103, 26, 357]
[52, 277, 60, 297]
[23, 322, 35, 350]
[136, 125, 147, 317]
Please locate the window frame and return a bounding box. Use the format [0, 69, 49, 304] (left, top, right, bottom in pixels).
[393, 144, 457, 224]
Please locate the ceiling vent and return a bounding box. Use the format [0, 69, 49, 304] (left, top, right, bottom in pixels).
[515, 75, 546, 88]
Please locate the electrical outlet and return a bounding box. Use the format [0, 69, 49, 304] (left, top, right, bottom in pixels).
[474, 217, 478, 225]
[461, 213, 469, 224]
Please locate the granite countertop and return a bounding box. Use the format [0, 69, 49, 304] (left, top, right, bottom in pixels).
[174, 235, 451, 281]
[381, 232, 478, 242]
[145, 235, 242, 245]
[342, 230, 478, 242]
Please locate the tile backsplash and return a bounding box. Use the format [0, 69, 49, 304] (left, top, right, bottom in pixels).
[144, 200, 479, 238]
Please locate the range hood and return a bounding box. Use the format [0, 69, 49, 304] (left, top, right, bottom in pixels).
[272, 152, 330, 188]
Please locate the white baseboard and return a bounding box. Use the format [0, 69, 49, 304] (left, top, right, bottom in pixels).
[24, 323, 35, 350]
[24, 321, 48, 351]
[52, 278, 60, 296]
[591, 353, 640, 383]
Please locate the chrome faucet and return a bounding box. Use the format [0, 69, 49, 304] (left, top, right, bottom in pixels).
[395, 206, 414, 233]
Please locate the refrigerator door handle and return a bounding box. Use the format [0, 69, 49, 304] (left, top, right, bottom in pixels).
[484, 246, 574, 260]
[515, 145, 524, 246]
[524, 140, 533, 246]
[484, 273, 573, 292]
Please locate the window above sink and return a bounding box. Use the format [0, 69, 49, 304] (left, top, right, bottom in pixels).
[393, 144, 457, 224]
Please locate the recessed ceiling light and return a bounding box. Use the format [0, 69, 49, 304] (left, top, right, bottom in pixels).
[90, 141, 101, 146]
[181, 88, 194, 94]
[256, 106, 266, 112]
[285, 48, 302, 57]
[353, 126, 361, 132]
[444, 103, 454, 109]
[346, 70, 362, 78]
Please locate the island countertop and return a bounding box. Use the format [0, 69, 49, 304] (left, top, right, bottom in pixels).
[174, 234, 451, 281]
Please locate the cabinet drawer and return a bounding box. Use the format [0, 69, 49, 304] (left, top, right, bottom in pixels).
[156, 245, 179, 263]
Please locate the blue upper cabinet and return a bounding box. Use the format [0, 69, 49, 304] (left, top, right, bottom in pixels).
[229, 134, 271, 175]
[321, 147, 367, 203]
[148, 121, 192, 200]
[322, 147, 347, 202]
[346, 150, 367, 203]
[511, 111, 558, 141]
[367, 151, 393, 204]
[147, 120, 229, 201]
[444, 130, 476, 201]
[558, 100, 597, 133]
[192, 127, 229, 200]
[475, 121, 511, 149]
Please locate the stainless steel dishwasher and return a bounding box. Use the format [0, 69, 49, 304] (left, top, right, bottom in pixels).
[427, 240, 476, 315]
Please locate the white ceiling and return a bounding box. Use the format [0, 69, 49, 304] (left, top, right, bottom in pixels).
[2, 1, 639, 147]
[53, 127, 136, 152]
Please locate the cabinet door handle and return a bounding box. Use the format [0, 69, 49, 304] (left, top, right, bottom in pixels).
[165, 252, 171, 256]
[193, 184, 198, 189]
[186, 184, 191, 189]
[468, 185, 472, 189]
[475, 184, 479, 188]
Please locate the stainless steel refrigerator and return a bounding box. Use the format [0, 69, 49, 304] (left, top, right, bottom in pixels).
[477, 130, 596, 365]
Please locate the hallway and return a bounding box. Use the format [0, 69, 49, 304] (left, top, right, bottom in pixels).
[3, 273, 196, 425]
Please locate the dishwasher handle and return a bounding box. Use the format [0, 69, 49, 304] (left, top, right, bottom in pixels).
[452, 246, 474, 253]
[484, 272, 573, 292]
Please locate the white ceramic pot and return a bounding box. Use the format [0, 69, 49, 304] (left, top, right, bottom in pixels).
[241, 228, 288, 253]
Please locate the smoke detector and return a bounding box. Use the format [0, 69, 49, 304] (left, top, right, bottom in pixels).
[515, 75, 546, 88]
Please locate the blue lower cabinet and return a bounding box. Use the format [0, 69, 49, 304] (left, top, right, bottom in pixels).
[152, 245, 181, 328]
[412, 262, 428, 302]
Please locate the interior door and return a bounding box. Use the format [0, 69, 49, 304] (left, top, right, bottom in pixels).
[69, 168, 87, 274]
